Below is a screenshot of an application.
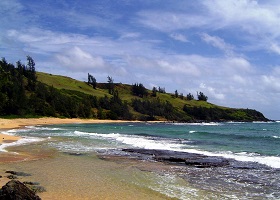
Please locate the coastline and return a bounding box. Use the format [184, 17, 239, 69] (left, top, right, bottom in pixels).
[0, 118, 279, 199]
[0, 117, 149, 164]
[0, 117, 144, 147]
[0, 118, 173, 199]
[0, 117, 141, 130]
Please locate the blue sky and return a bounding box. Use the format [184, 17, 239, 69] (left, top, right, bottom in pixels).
[1, 0, 280, 119]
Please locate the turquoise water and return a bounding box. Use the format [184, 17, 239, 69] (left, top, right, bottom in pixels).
[5, 121, 280, 168]
[3, 121, 280, 199]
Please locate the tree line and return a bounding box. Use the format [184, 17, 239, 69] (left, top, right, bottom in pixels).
[0, 57, 131, 119]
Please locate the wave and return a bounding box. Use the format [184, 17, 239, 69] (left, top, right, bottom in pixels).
[2, 128, 32, 135]
[172, 122, 222, 126]
[189, 131, 197, 133]
[72, 131, 280, 169]
[226, 121, 246, 124]
[252, 121, 275, 124]
[74, 131, 185, 150]
[185, 129, 279, 142]
[2, 126, 64, 136]
[25, 126, 65, 131]
[0, 137, 45, 152]
[178, 148, 280, 169]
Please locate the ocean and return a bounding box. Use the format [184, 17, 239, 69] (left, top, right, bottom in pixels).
[2, 121, 280, 199]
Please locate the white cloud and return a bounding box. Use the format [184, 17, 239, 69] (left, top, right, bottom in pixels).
[203, 0, 280, 35]
[119, 32, 141, 40]
[201, 33, 234, 56]
[137, 10, 210, 32]
[199, 83, 225, 100]
[156, 59, 200, 76]
[55, 47, 108, 71]
[136, 1, 280, 57]
[270, 43, 280, 55]
[262, 75, 280, 93]
[272, 66, 280, 75]
[169, 33, 188, 42]
[224, 57, 252, 73]
[231, 75, 248, 85]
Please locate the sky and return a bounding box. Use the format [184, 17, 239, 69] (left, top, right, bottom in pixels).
[1, 0, 280, 119]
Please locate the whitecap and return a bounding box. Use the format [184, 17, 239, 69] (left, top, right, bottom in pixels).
[176, 148, 280, 169]
[189, 131, 196, 133]
[0, 137, 45, 152]
[61, 130, 280, 169]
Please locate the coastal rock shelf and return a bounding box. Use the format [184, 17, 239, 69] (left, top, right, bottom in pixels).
[115, 148, 280, 199]
[122, 148, 230, 168]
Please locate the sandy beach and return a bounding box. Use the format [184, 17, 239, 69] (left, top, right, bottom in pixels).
[0, 117, 136, 130]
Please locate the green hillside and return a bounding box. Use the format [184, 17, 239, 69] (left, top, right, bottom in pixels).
[37, 72, 108, 98]
[0, 57, 268, 121]
[37, 72, 220, 109]
[37, 72, 267, 122]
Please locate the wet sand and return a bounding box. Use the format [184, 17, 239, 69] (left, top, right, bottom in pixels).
[0, 145, 173, 200]
[0, 133, 21, 144]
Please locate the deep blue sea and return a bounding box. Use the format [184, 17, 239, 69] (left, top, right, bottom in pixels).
[2, 121, 280, 199]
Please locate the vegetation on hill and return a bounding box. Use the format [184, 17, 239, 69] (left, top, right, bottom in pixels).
[0, 57, 268, 121]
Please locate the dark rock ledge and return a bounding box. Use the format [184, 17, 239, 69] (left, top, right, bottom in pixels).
[122, 149, 230, 168]
[0, 170, 46, 200]
[0, 180, 41, 200]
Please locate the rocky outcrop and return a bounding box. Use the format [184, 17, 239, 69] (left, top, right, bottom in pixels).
[5, 171, 31, 177]
[0, 180, 41, 200]
[122, 148, 230, 168]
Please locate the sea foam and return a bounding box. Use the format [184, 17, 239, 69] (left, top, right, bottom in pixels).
[78, 131, 280, 169]
[0, 137, 45, 152]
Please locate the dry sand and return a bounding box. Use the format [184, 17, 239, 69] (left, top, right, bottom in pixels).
[0, 117, 136, 130]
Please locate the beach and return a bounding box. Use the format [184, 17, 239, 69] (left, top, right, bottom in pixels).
[0, 118, 135, 163]
[0, 118, 279, 199]
[0, 117, 137, 130]
[0, 118, 176, 200]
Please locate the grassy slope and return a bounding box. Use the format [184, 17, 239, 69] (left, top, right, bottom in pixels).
[37, 72, 108, 98]
[37, 72, 226, 111]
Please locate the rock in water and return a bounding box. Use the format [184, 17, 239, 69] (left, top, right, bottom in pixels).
[0, 180, 41, 200]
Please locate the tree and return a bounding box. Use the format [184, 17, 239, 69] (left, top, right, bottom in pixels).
[26, 56, 36, 90]
[186, 93, 194, 100]
[158, 87, 165, 93]
[175, 90, 178, 98]
[152, 87, 157, 97]
[26, 56, 36, 80]
[107, 76, 114, 94]
[132, 83, 148, 97]
[179, 93, 184, 100]
[197, 91, 208, 101]
[88, 73, 97, 89]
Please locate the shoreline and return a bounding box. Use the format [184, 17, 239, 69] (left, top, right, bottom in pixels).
[0, 117, 146, 164]
[0, 118, 279, 199]
[0, 117, 145, 145]
[0, 118, 173, 200]
[0, 117, 144, 131]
